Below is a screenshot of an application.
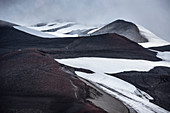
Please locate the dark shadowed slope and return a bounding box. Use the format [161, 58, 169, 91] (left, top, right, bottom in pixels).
[92, 19, 147, 43]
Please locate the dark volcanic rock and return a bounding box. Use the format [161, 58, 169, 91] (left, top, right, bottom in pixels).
[149, 45, 170, 52]
[107, 66, 170, 111]
[0, 49, 107, 113]
[92, 19, 147, 43]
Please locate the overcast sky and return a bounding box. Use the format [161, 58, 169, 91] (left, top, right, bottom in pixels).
[0, 0, 170, 42]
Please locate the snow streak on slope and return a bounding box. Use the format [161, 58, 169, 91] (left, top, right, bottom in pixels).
[87, 27, 102, 34]
[55, 57, 170, 113]
[137, 25, 170, 48]
[56, 58, 170, 74]
[44, 32, 78, 37]
[13, 26, 56, 38]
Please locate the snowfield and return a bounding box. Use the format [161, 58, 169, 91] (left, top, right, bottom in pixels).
[55, 57, 170, 74]
[55, 57, 170, 113]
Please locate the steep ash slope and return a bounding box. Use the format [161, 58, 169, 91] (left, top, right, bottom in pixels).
[0, 49, 109, 113]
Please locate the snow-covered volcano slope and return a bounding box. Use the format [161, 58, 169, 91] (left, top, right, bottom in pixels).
[55, 57, 170, 113]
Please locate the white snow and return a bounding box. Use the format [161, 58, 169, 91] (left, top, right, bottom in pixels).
[157, 51, 170, 61]
[45, 32, 78, 37]
[88, 27, 101, 34]
[137, 25, 170, 48]
[13, 26, 56, 38]
[55, 57, 170, 113]
[55, 57, 170, 74]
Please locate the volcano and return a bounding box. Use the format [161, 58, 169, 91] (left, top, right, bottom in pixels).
[0, 19, 170, 113]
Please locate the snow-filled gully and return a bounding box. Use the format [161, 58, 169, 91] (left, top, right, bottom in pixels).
[55, 57, 170, 113]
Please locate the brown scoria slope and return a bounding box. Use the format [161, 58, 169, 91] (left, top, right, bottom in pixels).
[0, 49, 108, 113]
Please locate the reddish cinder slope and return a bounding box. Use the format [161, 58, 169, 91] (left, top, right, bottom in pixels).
[0, 49, 106, 113]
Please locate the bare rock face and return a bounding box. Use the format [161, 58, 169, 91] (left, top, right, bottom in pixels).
[0, 49, 106, 113]
[92, 19, 147, 43]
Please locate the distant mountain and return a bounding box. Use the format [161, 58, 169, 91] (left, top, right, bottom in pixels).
[0, 19, 170, 113]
